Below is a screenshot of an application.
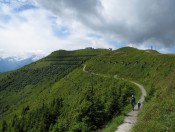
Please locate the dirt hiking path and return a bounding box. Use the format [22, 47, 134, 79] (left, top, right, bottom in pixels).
[115, 82, 146, 132]
[82, 65, 147, 132]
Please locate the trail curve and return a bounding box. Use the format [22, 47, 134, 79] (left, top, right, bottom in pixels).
[82, 65, 147, 132]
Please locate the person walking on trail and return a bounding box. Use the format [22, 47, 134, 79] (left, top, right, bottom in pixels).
[138, 101, 141, 110]
[131, 95, 135, 111]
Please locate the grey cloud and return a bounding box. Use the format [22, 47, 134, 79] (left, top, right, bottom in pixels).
[96, 0, 175, 47]
[62, 0, 101, 15]
[36, 0, 175, 47]
[36, 0, 101, 16]
[36, 0, 103, 31]
[0, 25, 6, 29]
[132, 0, 175, 46]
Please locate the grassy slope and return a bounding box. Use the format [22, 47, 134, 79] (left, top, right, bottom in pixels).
[0, 48, 139, 131]
[49, 68, 138, 131]
[85, 47, 175, 131]
[2, 46, 175, 131]
[0, 49, 109, 127]
[101, 86, 141, 132]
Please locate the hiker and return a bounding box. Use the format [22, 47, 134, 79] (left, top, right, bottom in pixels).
[138, 101, 141, 110]
[131, 95, 135, 111]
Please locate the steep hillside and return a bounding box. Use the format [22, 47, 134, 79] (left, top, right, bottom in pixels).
[85, 47, 175, 131]
[1, 47, 174, 131]
[0, 48, 140, 131]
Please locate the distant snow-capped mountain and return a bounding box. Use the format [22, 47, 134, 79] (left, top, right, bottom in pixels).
[0, 55, 41, 72]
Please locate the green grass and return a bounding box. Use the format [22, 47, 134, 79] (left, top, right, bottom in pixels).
[101, 79, 141, 132]
[51, 67, 137, 131]
[85, 47, 175, 131]
[1, 47, 175, 131]
[101, 115, 124, 132]
[0, 49, 104, 130]
[0, 48, 138, 132]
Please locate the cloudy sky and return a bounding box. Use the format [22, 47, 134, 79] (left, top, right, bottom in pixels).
[1, 0, 175, 58]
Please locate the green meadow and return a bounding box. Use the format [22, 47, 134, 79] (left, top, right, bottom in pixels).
[1, 47, 175, 131]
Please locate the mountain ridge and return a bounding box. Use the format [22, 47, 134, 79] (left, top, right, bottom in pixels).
[1, 47, 175, 131]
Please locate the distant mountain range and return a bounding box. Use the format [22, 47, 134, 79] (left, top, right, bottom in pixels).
[0, 55, 41, 72]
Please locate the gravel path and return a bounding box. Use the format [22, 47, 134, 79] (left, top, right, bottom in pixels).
[115, 82, 146, 132]
[83, 65, 147, 132]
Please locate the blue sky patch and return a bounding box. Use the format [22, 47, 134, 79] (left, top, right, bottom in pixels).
[0, 13, 11, 23]
[0, 0, 10, 4]
[53, 26, 71, 39]
[88, 33, 102, 39]
[108, 40, 125, 48]
[48, 16, 57, 24]
[13, 4, 38, 12]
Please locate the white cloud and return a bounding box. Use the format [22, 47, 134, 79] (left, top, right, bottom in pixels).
[0, 1, 113, 58]
[36, 0, 175, 53]
[1, 0, 175, 59]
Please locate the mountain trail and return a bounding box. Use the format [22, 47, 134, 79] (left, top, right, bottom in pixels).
[115, 81, 146, 132]
[83, 65, 147, 132]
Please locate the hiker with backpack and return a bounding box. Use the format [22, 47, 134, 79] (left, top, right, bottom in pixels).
[131, 95, 135, 111]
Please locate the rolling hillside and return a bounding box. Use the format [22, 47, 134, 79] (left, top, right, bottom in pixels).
[1, 47, 175, 131]
[85, 47, 175, 131]
[0, 48, 140, 132]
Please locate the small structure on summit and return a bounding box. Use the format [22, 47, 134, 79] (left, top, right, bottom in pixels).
[86, 47, 94, 49]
